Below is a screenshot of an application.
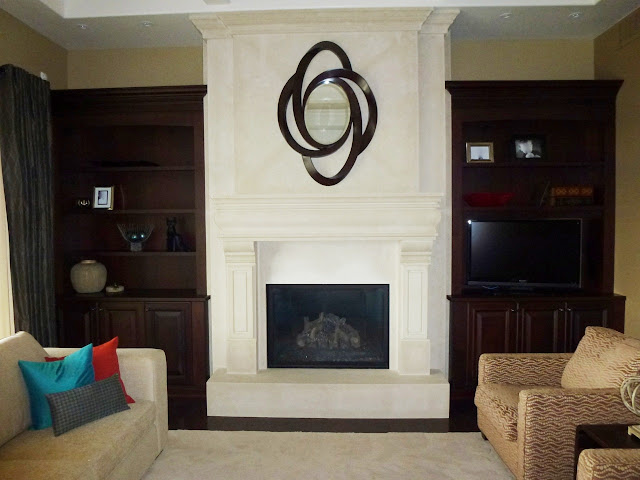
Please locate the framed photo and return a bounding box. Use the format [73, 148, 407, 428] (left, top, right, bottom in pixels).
[93, 186, 114, 210]
[512, 135, 545, 160]
[466, 142, 494, 163]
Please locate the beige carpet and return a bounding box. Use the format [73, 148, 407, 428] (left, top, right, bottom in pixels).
[142, 430, 514, 479]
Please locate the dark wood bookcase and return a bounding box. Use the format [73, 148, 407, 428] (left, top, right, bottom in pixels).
[445, 81, 625, 398]
[51, 86, 209, 398]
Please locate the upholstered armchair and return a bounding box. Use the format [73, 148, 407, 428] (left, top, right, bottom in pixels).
[475, 327, 640, 480]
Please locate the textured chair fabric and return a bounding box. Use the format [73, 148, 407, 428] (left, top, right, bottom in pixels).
[577, 449, 640, 480]
[475, 327, 640, 480]
[474, 384, 527, 441]
[562, 327, 640, 389]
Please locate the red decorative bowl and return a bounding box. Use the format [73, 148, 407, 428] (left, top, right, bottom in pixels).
[463, 192, 514, 207]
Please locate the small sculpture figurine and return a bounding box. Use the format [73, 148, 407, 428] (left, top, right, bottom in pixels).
[166, 217, 189, 252]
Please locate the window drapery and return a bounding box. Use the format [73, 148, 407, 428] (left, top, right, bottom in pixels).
[0, 148, 14, 339]
[0, 64, 55, 345]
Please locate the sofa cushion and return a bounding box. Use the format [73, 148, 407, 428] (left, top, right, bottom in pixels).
[48, 337, 135, 403]
[47, 374, 130, 436]
[0, 400, 155, 480]
[475, 383, 530, 441]
[18, 344, 95, 429]
[561, 327, 640, 389]
[0, 332, 48, 448]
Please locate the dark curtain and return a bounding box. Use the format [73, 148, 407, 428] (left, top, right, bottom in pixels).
[0, 65, 56, 346]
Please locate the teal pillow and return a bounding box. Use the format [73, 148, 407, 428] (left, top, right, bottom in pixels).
[18, 343, 95, 429]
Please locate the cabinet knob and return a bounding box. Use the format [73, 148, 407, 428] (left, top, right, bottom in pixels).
[559, 308, 564, 312]
[566, 308, 572, 312]
[510, 309, 516, 312]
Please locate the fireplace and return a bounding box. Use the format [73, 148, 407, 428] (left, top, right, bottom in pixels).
[267, 284, 389, 368]
[193, 7, 457, 419]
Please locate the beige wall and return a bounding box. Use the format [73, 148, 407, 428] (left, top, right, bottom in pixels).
[595, 8, 640, 337]
[0, 10, 67, 89]
[66, 47, 203, 89]
[451, 39, 594, 80]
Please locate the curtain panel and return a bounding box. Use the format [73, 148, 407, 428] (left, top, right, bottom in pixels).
[0, 65, 56, 346]
[0, 148, 14, 339]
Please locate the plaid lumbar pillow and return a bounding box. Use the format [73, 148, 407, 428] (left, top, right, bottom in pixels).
[46, 374, 130, 436]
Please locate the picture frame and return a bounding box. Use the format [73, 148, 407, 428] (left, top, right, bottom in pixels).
[466, 142, 494, 163]
[93, 186, 114, 210]
[512, 135, 545, 160]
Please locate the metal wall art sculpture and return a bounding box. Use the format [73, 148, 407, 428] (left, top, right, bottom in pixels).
[277, 41, 377, 186]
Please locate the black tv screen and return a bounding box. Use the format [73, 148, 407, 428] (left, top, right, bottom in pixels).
[467, 219, 582, 289]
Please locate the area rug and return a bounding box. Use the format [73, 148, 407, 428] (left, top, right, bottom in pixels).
[142, 430, 514, 479]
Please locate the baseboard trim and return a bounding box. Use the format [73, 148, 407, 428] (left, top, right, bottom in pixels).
[207, 416, 449, 433]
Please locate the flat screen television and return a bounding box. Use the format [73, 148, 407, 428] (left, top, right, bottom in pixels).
[466, 219, 582, 290]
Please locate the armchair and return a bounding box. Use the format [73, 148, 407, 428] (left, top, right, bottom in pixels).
[475, 327, 640, 480]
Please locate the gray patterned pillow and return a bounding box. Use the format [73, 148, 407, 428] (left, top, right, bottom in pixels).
[45, 373, 130, 436]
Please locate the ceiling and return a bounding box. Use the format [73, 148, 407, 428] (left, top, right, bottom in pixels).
[0, 0, 638, 50]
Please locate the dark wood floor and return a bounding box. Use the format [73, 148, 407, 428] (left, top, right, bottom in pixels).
[168, 396, 479, 433]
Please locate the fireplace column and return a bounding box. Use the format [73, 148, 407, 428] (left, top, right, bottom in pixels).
[398, 240, 433, 375]
[224, 240, 258, 374]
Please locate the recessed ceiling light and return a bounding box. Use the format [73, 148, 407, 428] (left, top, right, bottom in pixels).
[499, 12, 512, 20]
[569, 12, 582, 19]
[76, 23, 88, 30]
[139, 21, 154, 28]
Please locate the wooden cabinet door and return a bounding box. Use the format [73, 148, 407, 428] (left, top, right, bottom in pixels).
[145, 302, 192, 385]
[58, 300, 95, 347]
[97, 301, 145, 347]
[566, 300, 611, 351]
[467, 301, 518, 388]
[518, 301, 567, 353]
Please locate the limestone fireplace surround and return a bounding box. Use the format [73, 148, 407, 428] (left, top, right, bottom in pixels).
[192, 7, 457, 419]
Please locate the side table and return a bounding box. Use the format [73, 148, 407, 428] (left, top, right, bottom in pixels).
[575, 424, 640, 479]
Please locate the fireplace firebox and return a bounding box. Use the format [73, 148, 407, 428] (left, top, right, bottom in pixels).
[267, 284, 389, 368]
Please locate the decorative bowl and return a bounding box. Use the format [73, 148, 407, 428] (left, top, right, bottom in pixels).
[117, 223, 154, 252]
[463, 192, 514, 207]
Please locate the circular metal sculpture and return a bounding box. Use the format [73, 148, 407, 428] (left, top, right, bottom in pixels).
[278, 41, 377, 186]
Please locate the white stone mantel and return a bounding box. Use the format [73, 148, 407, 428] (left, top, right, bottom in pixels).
[213, 193, 442, 242]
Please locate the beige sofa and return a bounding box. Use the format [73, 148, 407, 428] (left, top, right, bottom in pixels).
[0, 331, 168, 480]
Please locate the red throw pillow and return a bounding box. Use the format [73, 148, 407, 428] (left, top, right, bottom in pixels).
[46, 337, 135, 403]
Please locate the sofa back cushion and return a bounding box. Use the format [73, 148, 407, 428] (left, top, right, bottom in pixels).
[561, 326, 640, 389]
[0, 332, 48, 447]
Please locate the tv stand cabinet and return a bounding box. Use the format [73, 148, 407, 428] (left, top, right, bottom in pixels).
[445, 81, 625, 398]
[448, 293, 625, 398]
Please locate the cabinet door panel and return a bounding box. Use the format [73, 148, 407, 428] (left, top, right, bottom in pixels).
[58, 300, 95, 347]
[145, 302, 191, 385]
[567, 301, 610, 351]
[97, 302, 145, 347]
[468, 301, 518, 387]
[519, 301, 567, 353]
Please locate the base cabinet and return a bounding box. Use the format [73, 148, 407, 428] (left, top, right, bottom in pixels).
[448, 294, 625, 397]
[58, 295, 209, 397]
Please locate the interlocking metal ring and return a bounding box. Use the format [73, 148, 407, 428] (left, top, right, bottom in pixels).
[277, 41, 377, 186]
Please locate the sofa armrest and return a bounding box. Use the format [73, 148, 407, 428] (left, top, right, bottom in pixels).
[44, 347, 168, 451]
[577, 448, 640, 480]
[478, 352, 572, 386]
[517, 388, 639, 480]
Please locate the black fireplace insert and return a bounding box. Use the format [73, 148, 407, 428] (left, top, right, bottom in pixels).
[267, 284, 389, 368]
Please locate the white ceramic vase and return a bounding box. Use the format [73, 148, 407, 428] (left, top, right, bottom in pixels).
[70, 260, 107, 293]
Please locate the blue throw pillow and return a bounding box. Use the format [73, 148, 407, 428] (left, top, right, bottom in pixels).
[18, 343, 95, 429]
